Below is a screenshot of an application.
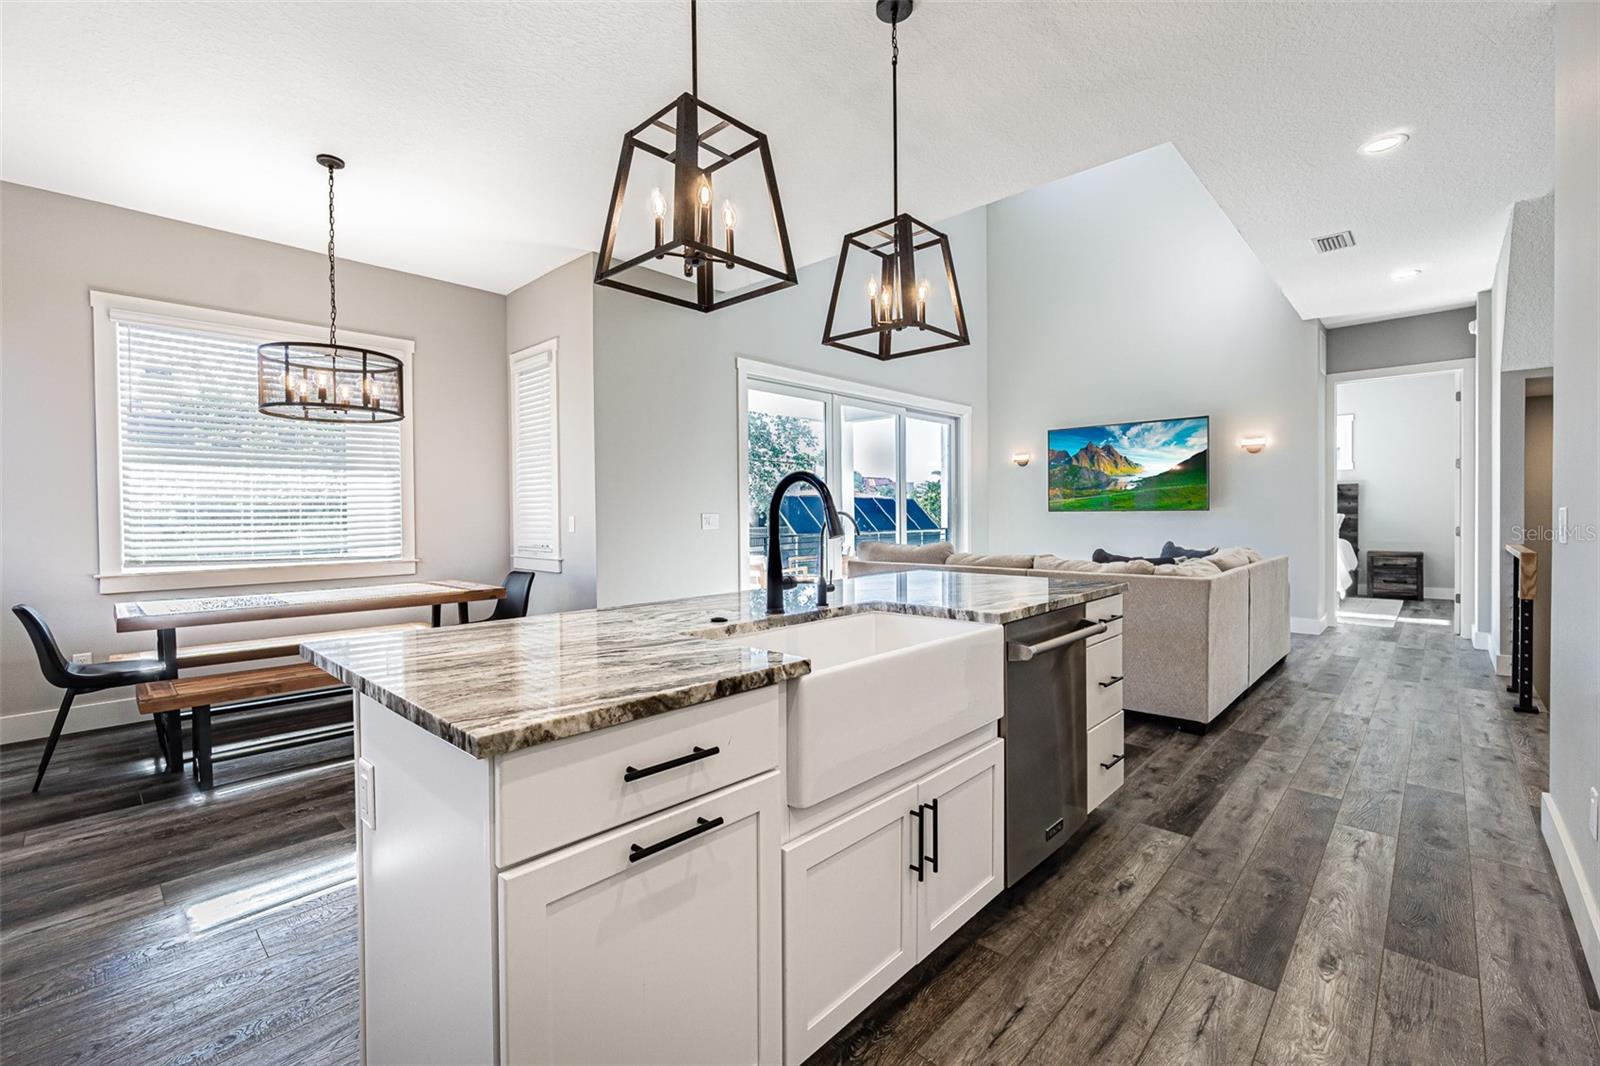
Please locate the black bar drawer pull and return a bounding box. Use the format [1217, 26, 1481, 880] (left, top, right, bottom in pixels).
[1099, 753, 1126, 771]
[1097, 675, 1124, 689]
[909, 807, 926, 881]
[922, 798, 940, 873]
[1099, 613, 1124, 623]
[629, 816, 724, 863]
[623, 745, 720, 782]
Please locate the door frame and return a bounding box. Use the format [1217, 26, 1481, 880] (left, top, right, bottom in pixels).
[1324, 358, 1476, 637]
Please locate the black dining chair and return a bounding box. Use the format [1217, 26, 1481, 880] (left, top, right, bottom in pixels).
[11, 605, 171, 792]
[467, 571, 536, 623]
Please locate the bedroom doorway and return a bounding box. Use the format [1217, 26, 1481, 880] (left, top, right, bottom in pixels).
[1325, 360, 1474, 638]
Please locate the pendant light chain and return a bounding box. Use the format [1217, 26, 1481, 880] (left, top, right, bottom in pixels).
[326, 161, 338, 348]
[891, 20, 899, 218]
[690, 0, 698, 100]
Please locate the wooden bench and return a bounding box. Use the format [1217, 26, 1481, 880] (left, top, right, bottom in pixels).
[110, 620, 430, 670]
[137, 662, 343, 788]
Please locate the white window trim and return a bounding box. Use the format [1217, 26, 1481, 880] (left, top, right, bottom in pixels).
[89, 290, 418, 594]
[508, 339, 563, 573]
[735, 357, 973, 589]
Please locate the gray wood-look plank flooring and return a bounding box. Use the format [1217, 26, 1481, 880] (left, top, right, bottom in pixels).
[3, 601, 1597, 1065]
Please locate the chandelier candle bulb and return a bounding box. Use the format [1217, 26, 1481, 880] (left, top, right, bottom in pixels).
[649, 187, 667, 254]
[723, 200, 736, 266]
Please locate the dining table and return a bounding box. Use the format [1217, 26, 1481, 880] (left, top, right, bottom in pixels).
[114, 578, 507, 676]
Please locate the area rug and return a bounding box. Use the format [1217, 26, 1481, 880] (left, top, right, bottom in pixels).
[1336, 596, 1403, 628]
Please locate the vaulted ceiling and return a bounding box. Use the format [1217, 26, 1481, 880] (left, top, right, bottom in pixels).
[2, 1, 1553, 325]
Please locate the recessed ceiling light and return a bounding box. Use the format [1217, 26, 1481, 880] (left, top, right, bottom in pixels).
[1390, 267, 1423, 281]
[1361, 132, 1410, 155]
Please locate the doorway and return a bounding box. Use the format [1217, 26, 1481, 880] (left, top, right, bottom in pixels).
[1325, 361, 1474, 637]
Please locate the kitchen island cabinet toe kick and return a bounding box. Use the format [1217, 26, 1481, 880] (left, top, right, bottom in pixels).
[315, 571, 1126, 1066]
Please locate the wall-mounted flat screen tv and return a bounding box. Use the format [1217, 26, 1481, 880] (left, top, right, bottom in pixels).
[1047, 416, 1210, 511]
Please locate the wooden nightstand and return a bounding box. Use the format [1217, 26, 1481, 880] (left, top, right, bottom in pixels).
[1367, 551, 1424, 600]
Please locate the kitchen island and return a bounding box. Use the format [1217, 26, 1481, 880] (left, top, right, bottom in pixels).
[303, 570, 1126, 1066]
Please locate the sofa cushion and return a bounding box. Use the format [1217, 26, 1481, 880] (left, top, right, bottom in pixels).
[854, 540, 953, 564]
[1206, 548, 1256, 571]
[1160, 540, 1218, 560]
[947, 551, 1037, 569]
[1035, 555, 1157, 575]
[1152, 559, 1223, 577]
[1093, 548, 1177, 565]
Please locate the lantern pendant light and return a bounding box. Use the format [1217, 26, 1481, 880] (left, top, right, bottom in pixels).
[257, 155, 404, 423]
[593, 0, 797, 312]
[822, 0, 969, 360]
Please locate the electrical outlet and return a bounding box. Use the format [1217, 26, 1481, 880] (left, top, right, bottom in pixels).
[700, 512, 720, 531]
[71, 651, 92, 665]
[1589, 786, 1597, 841]
[357, 758, 376, 830]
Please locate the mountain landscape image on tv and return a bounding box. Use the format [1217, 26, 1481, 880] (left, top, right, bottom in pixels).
[1047, 416, 1209, 511]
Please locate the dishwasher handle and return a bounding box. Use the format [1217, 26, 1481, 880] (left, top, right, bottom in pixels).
[1007, 620, 1107, 661]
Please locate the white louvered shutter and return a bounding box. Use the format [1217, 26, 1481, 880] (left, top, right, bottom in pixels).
[113, 315, 405, 569]
[509, 343, 561, 571]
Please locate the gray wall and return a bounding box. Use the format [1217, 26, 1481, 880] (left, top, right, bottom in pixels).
[590, 209, 990, 609]
[1548, 0, 1599, 989]
[0, 183, 509, 737]
[506, 255, 599, 613]
[982, 144, 1325, 623]
[1324, 307, 1475, 374]
[1337, 373, 1459, 593]
[1496, 192, 1556, 373]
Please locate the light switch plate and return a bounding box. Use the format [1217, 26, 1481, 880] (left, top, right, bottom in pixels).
[1558, 507, 1569, 544]
[700, 512, 720, 531]
[567, 515, 576, 534]
[357, 757, 376, 830]
[1588, 786, 1597, 841]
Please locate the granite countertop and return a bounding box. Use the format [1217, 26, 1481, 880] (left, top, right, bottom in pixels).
[302, 570, 1126, 759]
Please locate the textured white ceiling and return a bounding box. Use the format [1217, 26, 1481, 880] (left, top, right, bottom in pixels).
[1, 1, 1554, 324]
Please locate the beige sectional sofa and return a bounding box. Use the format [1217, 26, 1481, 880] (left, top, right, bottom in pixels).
[845, 543, 1290, 727]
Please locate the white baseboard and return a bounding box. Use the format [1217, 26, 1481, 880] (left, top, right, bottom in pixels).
[1542, 793, 1600, 997]
[1290, 615, 1328, 636]
[1492, 652, 1510, 677]
[0, 695, 143, 746]
[1424, 586, 1455, 601]
[1471, 626, 1489, 651]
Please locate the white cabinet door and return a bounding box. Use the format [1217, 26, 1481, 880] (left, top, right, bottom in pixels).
[1087, 634, 1125, 728]
[915, 738, 1005, 957]
[781, 782, 919, 1065]
[1086, 712, 1126, 811]
[500, 771, 782, 1066]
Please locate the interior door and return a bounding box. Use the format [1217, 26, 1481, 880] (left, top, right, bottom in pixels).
[915, 739, 1005, 956]
[781, 782, 919, 1065]
[500, 772, 782, 1066]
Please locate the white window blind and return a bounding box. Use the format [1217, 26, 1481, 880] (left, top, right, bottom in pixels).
[114, 316, 405, 569]
[510, 342, 561, 571]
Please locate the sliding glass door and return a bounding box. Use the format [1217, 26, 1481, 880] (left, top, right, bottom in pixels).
[740, 365, 966, 590]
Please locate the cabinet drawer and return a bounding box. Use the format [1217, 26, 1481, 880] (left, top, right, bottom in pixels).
[1085, 594, 1124, 644]
[496, 687, 781, 867]
[1086, 635, 1124, 729]
[500, 771, 782, 1066]
[1086, 713, 1125, 811]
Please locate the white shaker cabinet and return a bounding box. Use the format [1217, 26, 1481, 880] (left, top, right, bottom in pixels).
[781, 739, 1005, 1064]
[500, 770, 784, 1066]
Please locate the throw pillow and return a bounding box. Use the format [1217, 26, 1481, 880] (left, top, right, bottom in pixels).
[1153, 559, 1222, 576]
[1160, 540, 1217, 560]
[1093, 548, 1176, 565]
[854, 540, 954, 564]
[1206, 548, 1253, 571]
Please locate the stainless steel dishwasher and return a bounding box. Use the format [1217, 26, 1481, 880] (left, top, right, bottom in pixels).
[1001, 607, 1106, 886]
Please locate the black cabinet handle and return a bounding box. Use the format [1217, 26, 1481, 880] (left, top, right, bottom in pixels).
[1099, 753, 1126, 770]
[1097, 675, 1124, 688]
[909, 807, 926, 882]
[624, 745, 720, 782]
[922, 798, 940, 873]
[628, 816, 724, 863]
[1100, 613, 1124, 622]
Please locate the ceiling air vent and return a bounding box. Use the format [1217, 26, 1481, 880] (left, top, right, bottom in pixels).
[1313, 230, 1356, 253]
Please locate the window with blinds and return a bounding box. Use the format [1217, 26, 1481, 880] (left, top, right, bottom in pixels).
[112, 315, 405, 570]
[509, 341, 561, 572]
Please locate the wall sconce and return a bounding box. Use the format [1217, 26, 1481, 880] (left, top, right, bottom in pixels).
[1238, 435, 1269, 454]
[1012, 451, 1032, 467]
